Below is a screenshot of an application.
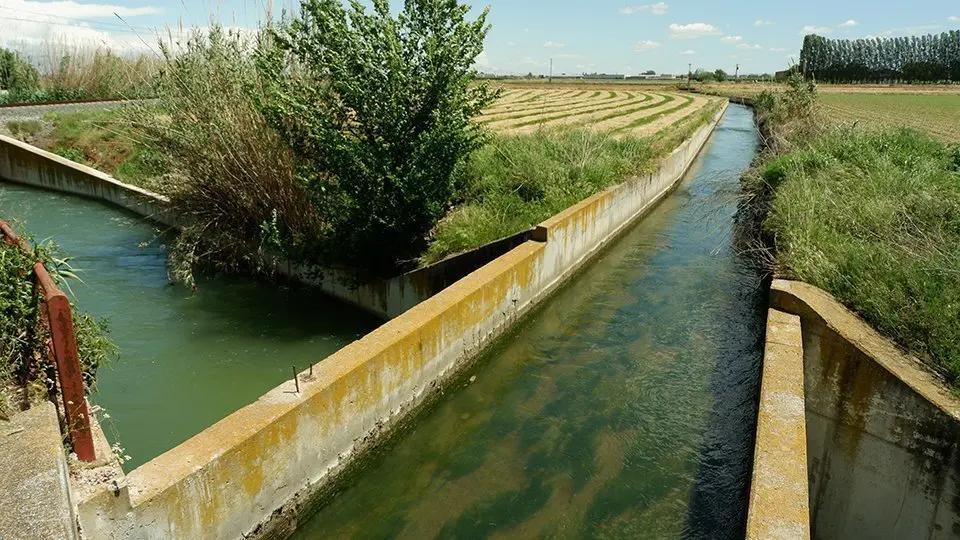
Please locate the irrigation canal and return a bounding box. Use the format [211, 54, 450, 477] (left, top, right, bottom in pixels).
[1, 104, 764, 537]
[0, 186, 379, 471]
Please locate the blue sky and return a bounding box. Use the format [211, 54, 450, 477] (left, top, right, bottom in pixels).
[1, 0, 958, 74]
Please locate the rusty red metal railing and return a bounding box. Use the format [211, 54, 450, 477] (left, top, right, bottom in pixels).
[0, 220, 95, 462]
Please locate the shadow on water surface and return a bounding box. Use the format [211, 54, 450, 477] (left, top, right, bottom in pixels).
[292, 105, 766, 539]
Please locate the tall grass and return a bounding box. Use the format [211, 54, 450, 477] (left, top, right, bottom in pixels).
[760, 127, 960, 384]
[123, 27, 325, 287]
[422, 129, 657, 264]
[0, 232, 115, 419]
[744, 73, 960, 386]
[0, 42, 158, 104]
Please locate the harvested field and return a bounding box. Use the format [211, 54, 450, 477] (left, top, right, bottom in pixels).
[481, 88, 722, 137]
[819, 93, 960, 143]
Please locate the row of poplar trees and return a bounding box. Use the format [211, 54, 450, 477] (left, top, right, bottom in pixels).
[799, 31, 960, 83]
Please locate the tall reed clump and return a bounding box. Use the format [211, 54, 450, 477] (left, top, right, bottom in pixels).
[41, 47, 158, 100]
[0, 233, 115, 419]
[123, 26, 326, 286]
[1, 43, 157, 104]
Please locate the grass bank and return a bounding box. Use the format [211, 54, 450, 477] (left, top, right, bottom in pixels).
[745, 80, 960, 386]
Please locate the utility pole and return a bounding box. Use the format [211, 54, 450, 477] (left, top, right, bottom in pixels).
[735, 63, 740, 80]
[687, 63, 692, 89]
[549, 58, 553, 83]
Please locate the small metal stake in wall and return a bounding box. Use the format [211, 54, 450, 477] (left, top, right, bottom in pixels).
[292, 366, 300, 393]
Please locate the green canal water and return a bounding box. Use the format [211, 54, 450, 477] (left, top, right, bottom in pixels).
[0, 187, 378, 471]
[292, 105, 764, 539]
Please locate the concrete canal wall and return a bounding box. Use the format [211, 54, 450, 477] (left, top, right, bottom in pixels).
[747, 308, 810, 540]
[0, 134, 176, 227]
[762, 279, 960, 539]
[67, 104, 728, 538]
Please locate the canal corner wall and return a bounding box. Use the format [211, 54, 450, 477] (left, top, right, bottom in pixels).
[0, 134, 176, 228]
[71, 104, 729, 538]
[765, 279, 960, 539]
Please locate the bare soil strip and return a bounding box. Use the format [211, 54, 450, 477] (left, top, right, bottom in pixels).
[586, 94, 696, 134]
[624, 96, 714, 138]
[480, 91, 637, 123]
[485, 90, 582, 111]
[499, 94, 672, 135]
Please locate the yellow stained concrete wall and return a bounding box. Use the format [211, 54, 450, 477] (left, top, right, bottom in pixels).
[771, 279, 960, 539]
[747, 309, 810, 540]
[0, 134, 176, 227]
[72, 104, 727, 538]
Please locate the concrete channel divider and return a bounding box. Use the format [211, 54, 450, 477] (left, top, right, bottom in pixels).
[747, 309, 810, 539]
[770, 279, 960, 539]
[1, 103, 728, 538]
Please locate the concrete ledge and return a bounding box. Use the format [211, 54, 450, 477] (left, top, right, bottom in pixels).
[0, 402, 77, 540]
[747, 309, 810, 540]
[0, 133, 175, 227]
[770, 279, 960, 539]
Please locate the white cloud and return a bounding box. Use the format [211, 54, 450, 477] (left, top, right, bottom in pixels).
[839, 19, 858, 28]
[0, 0, 161, 18]
[474, 51, 490, 68]
[721, 35, 743, 43]
[0, 0, 164, 52]
[544, 41, 566, 49]
[633, 40, 663, 52]
[679, 49, 696, 55]
[620, 2, 668, 16]
[948, 16, 959, 22]
[737, 43, 763, 50]
[555, 53, 585, 59]
[669, 22, 722, 39]
[769, 47, 786, 52]
[754, 19, 774, 26]
[875, 24, 941, 37]
[800, 25, 834, 35]
[507, 41, 516, 46]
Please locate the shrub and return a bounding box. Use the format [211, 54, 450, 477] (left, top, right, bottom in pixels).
[259, 0, 499, 275]
[0, 233, 115, 418]
[0, 48, 40, 98]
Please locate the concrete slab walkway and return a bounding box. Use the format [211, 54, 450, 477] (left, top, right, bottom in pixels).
[0, 402, 76, 540]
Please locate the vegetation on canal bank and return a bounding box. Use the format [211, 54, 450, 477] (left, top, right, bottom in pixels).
[744, 74, 960, 386]
[0, 45, 156, 105]
[4, 0, 722, 283]
[422, 99, 723, 264]
[0, 230, 115, 419]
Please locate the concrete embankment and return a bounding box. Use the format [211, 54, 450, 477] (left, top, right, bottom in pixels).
[755, 279, 960, 539]
[0, 403, 77, 540]
[53, 104, 728, 538]
[0, 134, 175, 227]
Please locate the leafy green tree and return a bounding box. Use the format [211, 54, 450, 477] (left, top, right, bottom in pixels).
[714, 68, 727, 82]
[259, 0, 499, 275]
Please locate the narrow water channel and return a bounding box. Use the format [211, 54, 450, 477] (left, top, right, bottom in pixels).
[293, 105, 764, 539]
[0, 187, 378, 470]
